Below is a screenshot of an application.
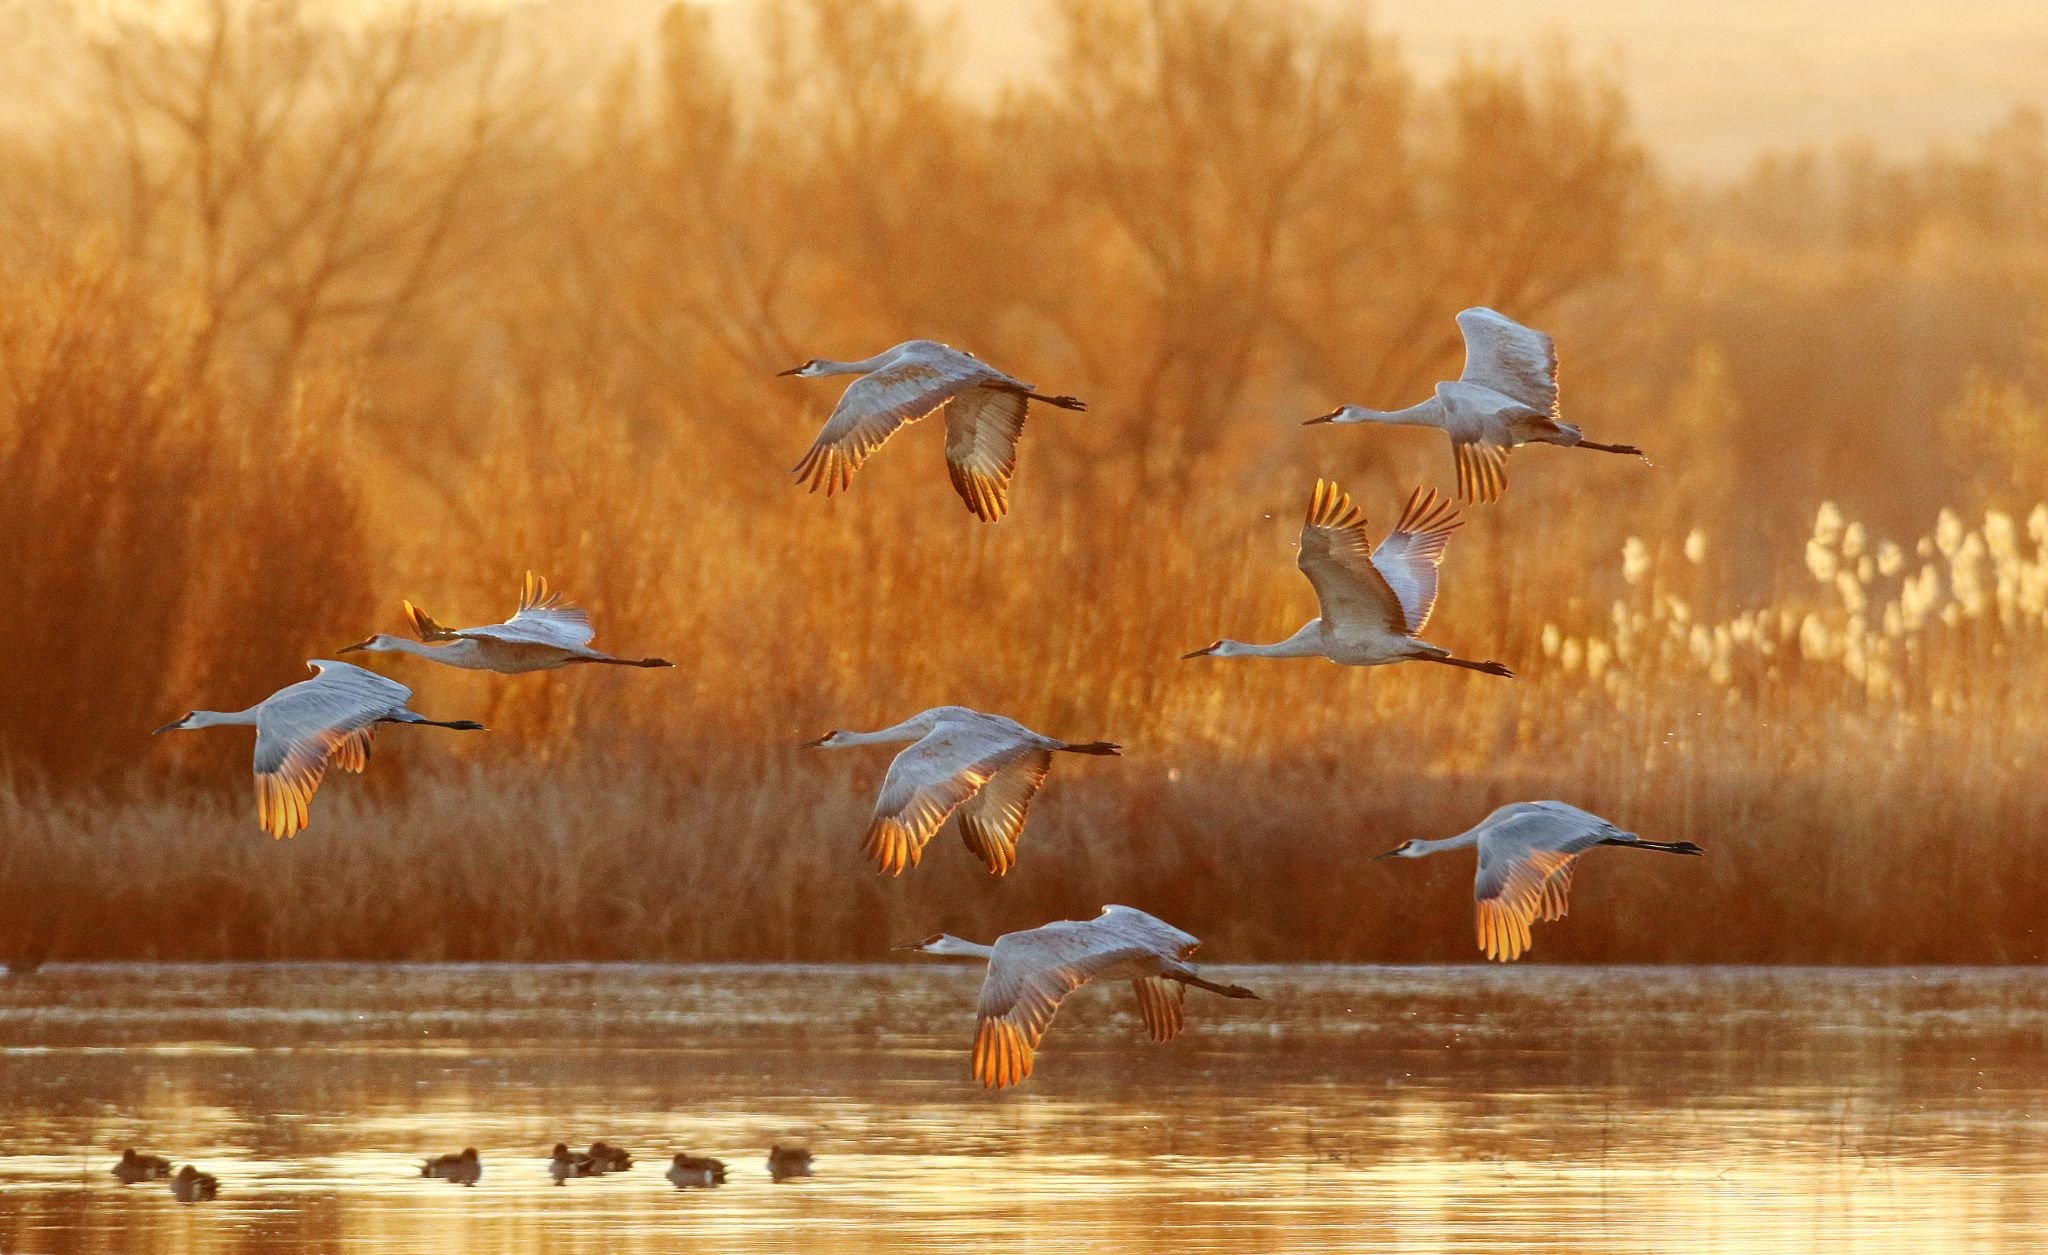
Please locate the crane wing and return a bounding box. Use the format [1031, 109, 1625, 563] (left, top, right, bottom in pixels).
[971, 917, 1161, 1089]
[862, 725, 1032, 876]
[792, 356, 981, 496]
[1471, 803, 1622, 961]
[1456, 307, 1558, 416]
[956, 748, 1053, 876]
[251, 661, 409, 839]
[1368, 488, 1463, 634]
[942, 386, 1028, 522]
[1449, 428, 1511, 505]
[455, 572, 595, 650]
[1130, 977, 1187, 1043]
[1296, 479, 1409, 638]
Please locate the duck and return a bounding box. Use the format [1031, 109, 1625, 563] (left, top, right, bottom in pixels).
[170, 1165, 219, 1203]
[665, 1153, 727, 1188]
[112, 1149, 173, 1184]
[549, 1142, 596, 1184]
[422, 1147, 481, 1186]
[767, 1145, 814, 1181]
[586, 1141, 633, 1173]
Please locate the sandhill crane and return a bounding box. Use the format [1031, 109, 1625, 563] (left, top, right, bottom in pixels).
[153, 660, 485, 839]
[1184, 480, 1512, 676]
[1375, 800, 1704, 961]
[666, 1153, 727, 1188]
[767, 1145, 814, 1181]
[902, 905, 1259, 1090]
[801, 706, 1119, 876]
[341, 573, 671, 672]
[112, 1150, 172, 1184]
[781, 339, 1086, 522]
[170, 1165, 219, 1203]
[420, 1147, 481, 1186]
[1304, 307, 1644, 503]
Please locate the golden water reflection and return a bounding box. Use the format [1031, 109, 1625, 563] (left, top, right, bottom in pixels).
[0, 964, 2042, 1251]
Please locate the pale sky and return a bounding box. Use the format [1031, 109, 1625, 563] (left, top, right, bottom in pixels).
[679, 0, 2048, 178]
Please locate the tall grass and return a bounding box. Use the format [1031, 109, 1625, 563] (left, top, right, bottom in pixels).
[0, 0, 2043, 963]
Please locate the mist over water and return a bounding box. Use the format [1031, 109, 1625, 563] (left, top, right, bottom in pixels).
[1, 964, 2042, 1252]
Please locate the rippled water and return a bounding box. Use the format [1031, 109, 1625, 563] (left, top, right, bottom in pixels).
[0, 964, 2043, 1252]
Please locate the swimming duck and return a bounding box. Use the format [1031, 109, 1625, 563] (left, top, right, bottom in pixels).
[586, 1141, 633, 1173]
[112, 1149, 173, 1184]
[665, 1153, 727, 1188]
[549, 1143, 596, 1184]
[170, 1165, 219, 1203]
[767, 1145, 814, 1181]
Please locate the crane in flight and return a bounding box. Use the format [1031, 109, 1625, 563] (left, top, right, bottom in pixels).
[1184, 480, 1512, 675]
[902, 905, 1259, 1089]
[1375, 800, 1704, 961]
[153, 660, 484, 838]
[780, 339, 1086, 522]
[1304, 307, 1644, 502]
[341, 573, 671, 672]
[802, 706, 1118, 876]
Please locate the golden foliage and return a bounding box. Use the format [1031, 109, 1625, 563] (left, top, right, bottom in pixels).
[0, 0, 2042, 962]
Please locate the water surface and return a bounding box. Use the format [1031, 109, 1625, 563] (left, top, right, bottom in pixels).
[0, 964, 2042, 1251]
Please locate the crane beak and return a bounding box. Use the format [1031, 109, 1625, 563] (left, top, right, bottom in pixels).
[1369, 846, 1403, 861]
[337, 638, 373, 654]
[1302, 409, 1339, 425]
[890, 940, 924, 951]
[150, 720, 182, 736]
[775, 365, 805, 377]
[796, 734, 830, 748]
[1181, 642, 1219, 659]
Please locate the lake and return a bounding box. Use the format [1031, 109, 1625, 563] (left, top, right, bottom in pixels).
[0, 964, 2042, 1252]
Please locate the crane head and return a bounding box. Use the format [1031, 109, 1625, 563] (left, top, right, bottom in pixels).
[777, 358, 825, 377]
[338, 634, 401, 654]
[1372, 840, 1423, 860]
[1302, 406, 1344, 425]
[152, 712, 197, 735]
[797, 730, 844, 748]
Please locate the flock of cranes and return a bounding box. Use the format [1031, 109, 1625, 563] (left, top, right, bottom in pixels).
[152, 306, 1702, 1088]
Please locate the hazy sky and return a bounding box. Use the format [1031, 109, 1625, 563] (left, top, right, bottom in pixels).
[678, 0, 2048, 178]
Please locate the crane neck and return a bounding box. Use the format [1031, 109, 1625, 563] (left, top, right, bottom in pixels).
[833, 712, 943, 747]
[814, 352, 897, 377]
[1232, 622, 1328, 659]
[187, 707, 261, 729]
[923, 935, 996, 959]
[1342, 400, 1445, 429]
[1414, 831, 1481, 857]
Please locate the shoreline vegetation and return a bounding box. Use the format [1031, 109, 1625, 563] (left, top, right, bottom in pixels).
[2, 0, 2044, 964]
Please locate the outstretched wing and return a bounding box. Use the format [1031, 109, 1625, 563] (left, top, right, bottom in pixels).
[972, 917, 1161, 1089]
[457, 572, 595, 650]
[250, 662, 409, 839]
[862, 725, 1034, 876]
[943, 387, 1028, 522]
[1456, 307, 1558, 416]
[1449, 429, 1511, 505]
[1130, 977, 1187, 1043]
[1296, 479, 1408, 638]
[792, 353, 984, 496]
[1368, 488, 1463, 634]
[1471, 802, 1622, 961]
[955, 748, 1053, 875]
